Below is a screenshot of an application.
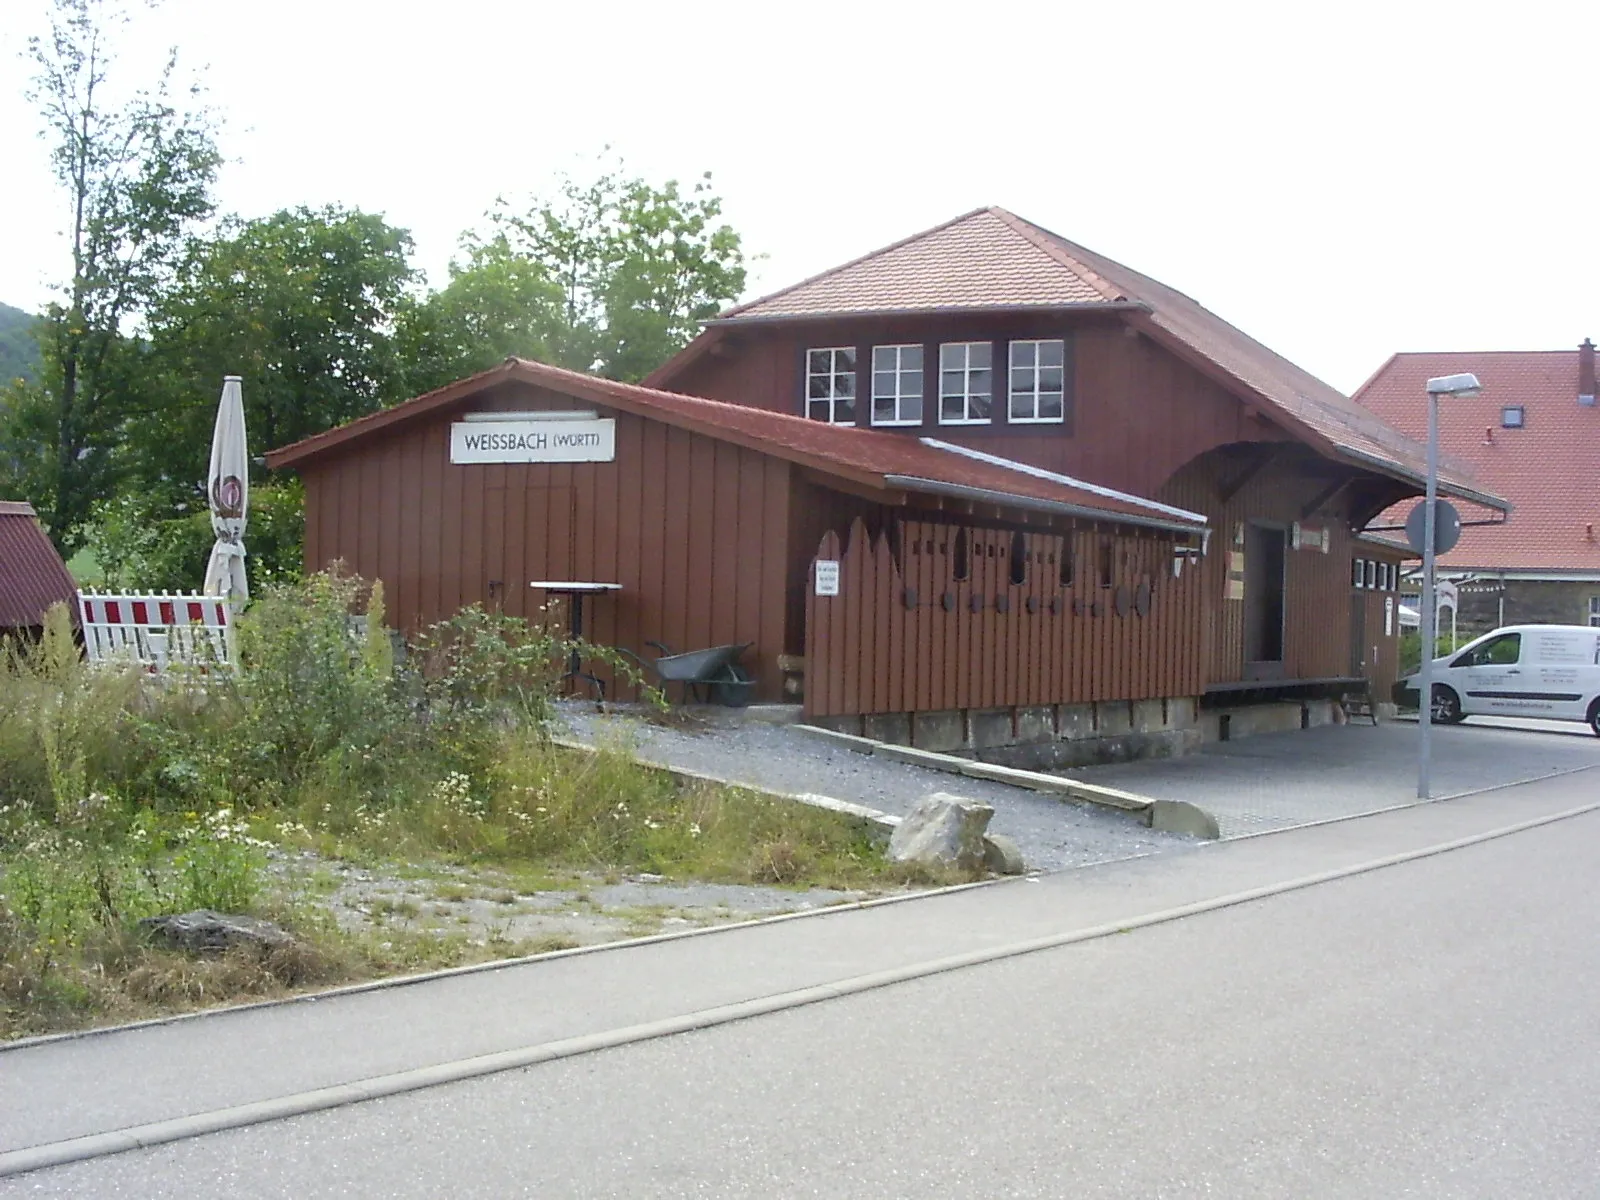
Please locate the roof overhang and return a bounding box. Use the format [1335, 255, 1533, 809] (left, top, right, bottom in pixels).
[1333, 445, 1511, 513]
[884, 476, 1207, 535]
[702, 300, 1149, 329]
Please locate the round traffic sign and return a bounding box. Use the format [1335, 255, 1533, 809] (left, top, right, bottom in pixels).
[1405, 499, 1462, 555]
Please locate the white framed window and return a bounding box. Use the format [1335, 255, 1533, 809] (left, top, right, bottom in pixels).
[806, 347, 856, 424]
[1365, 560, 1378, 589]
[1378, 562, 1391, 591]
[939, 342, 993, 424]
[1589, 596, 1600, 627]
[1353, 558, 1366, 588]
[1008, 339, 1065, 423]
[871, 345, 924, 426]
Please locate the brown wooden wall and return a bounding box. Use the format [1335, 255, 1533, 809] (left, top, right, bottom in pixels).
[299, 381, 793, 701]
[1352, 543, 1409, 696]
[663, 314, 1284, 500]
[804, 516, 1205, 718]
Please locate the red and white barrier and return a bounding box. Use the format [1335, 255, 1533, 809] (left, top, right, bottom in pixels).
[77, 590, 236, 672]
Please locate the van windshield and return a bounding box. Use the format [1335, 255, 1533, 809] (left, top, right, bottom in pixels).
[1453, 632, 1521, 668]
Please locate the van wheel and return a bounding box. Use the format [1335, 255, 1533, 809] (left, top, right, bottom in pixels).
[1588, 700, 1600, 738]
[1431, 684, 1465, 724]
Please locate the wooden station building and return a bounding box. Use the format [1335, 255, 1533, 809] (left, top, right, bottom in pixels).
[268, 208, 1504, 765]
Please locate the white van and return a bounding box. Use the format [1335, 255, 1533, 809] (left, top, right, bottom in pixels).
[1395, 624, 1600, 735]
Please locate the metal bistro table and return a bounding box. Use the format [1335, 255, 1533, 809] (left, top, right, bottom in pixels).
[529, 581, 622, 700]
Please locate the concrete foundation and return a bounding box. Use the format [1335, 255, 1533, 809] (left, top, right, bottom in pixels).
[809, 692, 1355, 767]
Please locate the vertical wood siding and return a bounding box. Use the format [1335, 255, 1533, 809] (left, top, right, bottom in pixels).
[298, 382, 792, 701]
[804, 517, 1205, 718]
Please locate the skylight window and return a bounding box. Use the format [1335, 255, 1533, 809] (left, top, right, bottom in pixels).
[1500, 406, 1525, 429]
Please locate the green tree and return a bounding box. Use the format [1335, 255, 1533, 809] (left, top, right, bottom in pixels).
[399, 160, 747, 392]
[0, 302, 42, 386]
[130, 206, 417, 494]
[0, 0, 220, 552]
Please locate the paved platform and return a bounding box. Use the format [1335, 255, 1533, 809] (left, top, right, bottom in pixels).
[1072, 721, 1600, 837]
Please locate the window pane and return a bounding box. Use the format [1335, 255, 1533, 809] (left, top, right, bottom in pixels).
[940, 344, 964, 370]
[970, 368, 991, 394]
[941, 394, 965, 420]
[808, 350, 831, 373]
[1038, 340, 1065, 367]
[834, 397, 854, 423]
[836, 348, 856, 370]
[969, 343, 992, 368]
[873, 346, 895, 372]
[1039, 394, 1063, 420]
[1010, 394, 1034, 420]
[808, 399, 831, 421]
[900, 372, 922, 398]
[901, 395, 923, 422]
[1010, 341, 1033, 369]
[1039, 366, 1064, 392]
[874, 371, 897, 398]
[809, 376, 830, 399]
[942, 370, 965, 397]
[873, 395, 896, 422]
[1012, 367, 1035, 394]
[970, 393, 991, 419]
[902, 346, 923, 371]
[835, 373, 855, 398]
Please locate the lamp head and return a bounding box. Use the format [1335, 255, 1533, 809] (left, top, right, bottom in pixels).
[1426, 372, 1482, 399]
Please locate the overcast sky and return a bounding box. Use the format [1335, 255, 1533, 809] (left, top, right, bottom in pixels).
[1, 0, 1593, 394]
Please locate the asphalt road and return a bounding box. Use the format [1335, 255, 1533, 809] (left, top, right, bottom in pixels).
[9, 764, 1600, 1197]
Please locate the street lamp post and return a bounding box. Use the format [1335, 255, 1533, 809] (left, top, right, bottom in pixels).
[1417, 372, 1482, 799]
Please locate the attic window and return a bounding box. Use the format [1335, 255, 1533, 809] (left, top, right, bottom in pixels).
[806, 348, 856, 424]
[939, 342, 993, 425]
[1500, 406, 1525, 429]
[1008, 340, 1066, 423]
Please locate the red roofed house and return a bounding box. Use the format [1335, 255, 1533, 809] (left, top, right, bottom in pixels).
[269, 208, 1504, 765]
[0, 500, 79, 639]
[1354, 339, 1599, 632]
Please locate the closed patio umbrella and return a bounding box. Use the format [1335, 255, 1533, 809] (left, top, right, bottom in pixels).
[202, 375, 249, 603]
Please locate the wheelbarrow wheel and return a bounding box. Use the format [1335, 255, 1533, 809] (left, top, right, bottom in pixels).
[709, 664, 755, 708]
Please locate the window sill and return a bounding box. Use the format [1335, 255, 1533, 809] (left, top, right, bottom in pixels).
[1006, 416, 1066, 425]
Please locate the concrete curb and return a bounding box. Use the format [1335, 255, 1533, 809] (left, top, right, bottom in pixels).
[551, 737, 901, 836]
[792, 724, 1219, 839]
[8, 797, 1597, 1178]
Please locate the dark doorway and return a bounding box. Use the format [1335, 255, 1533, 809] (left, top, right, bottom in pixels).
[1243, 523, 1286, 678]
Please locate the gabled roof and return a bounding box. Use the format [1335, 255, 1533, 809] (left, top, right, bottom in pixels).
[266, 358, 1207, 535]
[679, 207, 1503, 510]
[1354, 347, 1597, 572]
[0, 501, 78, 629]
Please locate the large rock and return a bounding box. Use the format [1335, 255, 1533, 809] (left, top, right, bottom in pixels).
[888, 792, 994, 871]
[139, 910, 296, 955]
[982, 833, 1027, 875]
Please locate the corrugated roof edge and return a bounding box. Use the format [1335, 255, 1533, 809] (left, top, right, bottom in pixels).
[922, 439, 1207, 526]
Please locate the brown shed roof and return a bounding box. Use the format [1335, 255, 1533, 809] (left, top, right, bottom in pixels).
[676, 207, 1504, 511]
[0, 501, 78, 629]
[1354, 346, 1598, 573]
[267, 358, 1207, 535]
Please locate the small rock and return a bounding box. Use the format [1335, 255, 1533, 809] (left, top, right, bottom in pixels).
[139, 910, 296, 956]
[636, 873, 665, 883]
[982, 833, 1027, 875]
[888, 792, 994, 871]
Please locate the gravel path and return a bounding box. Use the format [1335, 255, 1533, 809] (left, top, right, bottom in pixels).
[557, 705, 1192, 872]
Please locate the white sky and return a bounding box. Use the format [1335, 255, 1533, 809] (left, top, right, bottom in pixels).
[1, 0, 1594, 394]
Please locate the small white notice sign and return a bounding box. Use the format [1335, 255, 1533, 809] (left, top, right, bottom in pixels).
[450, 418, 616, 464]
[814, 560, 841, 596]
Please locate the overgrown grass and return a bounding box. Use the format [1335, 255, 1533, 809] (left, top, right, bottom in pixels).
[0, 571, 937, 1039]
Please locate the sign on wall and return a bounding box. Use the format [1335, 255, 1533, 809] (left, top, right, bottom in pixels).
[814, 560, 840, 596]
[450, 417, 616, 464]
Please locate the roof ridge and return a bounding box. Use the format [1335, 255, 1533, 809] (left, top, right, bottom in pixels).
[718, 207, 996, 320]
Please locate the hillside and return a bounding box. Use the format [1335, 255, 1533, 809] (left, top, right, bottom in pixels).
[0, 301, 41, 385]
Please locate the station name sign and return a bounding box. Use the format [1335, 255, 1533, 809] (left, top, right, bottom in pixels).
[449, 417, 616, 464]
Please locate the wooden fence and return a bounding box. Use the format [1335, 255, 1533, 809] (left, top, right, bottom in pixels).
[804, 518, 1205, 718]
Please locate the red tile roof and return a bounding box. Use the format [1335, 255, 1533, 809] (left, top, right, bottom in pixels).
[0, 501, 78, 629]
[702, 207, 1500, 509]
[266, 358, 1206, 534]
[1354, 347, 1600, 572]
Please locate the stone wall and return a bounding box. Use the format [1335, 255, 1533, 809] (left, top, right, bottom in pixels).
[1454, 580, 1600, 633]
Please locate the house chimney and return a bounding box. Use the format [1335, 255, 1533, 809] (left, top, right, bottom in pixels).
[1581, 337, 1597, 406]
